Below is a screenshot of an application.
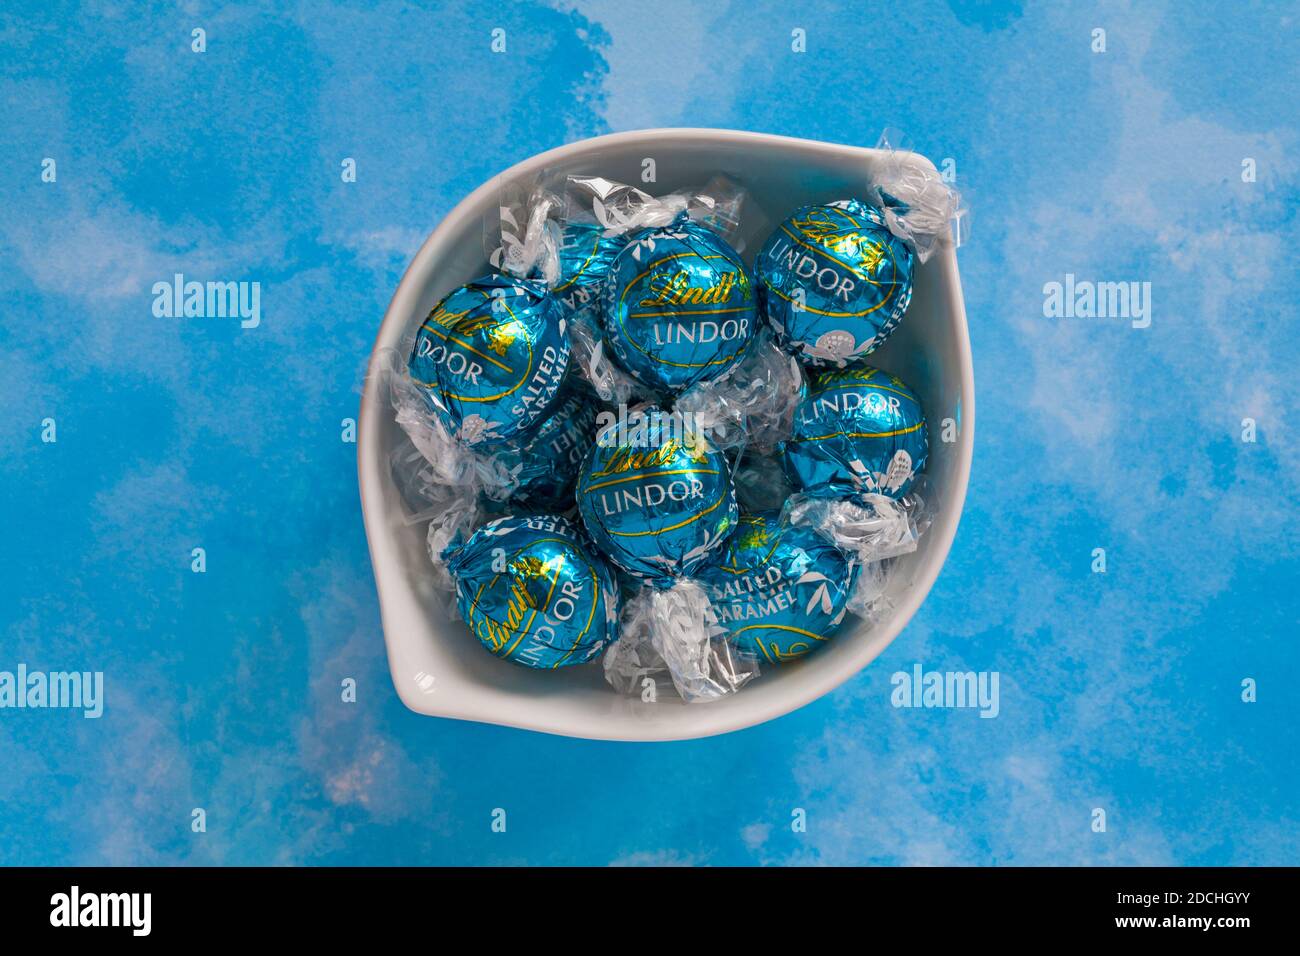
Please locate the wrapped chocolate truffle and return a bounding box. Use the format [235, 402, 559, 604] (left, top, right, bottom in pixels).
[577, 410, 764, 702]
[499, 387, 598, 511]
[784, 364, 928, 501]
[443, 514, 619, 669]
[697, 510, 858, 663]
[408, 273, 570, 445]
[600, 213, 756, 394]
[756, 199, 913, 366]
[782, 365, 933, 566]
[577, 408, 738, 581]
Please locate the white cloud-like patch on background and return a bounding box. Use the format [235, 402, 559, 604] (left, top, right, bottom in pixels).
[561, 0, 760, 130]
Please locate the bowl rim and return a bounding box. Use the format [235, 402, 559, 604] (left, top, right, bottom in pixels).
[358, 127, 974, 741]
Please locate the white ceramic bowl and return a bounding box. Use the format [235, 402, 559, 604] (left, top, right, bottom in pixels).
[358, 129, 973, 741]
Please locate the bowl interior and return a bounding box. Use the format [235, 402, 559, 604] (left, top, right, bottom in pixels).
[359, 130, 972, 741]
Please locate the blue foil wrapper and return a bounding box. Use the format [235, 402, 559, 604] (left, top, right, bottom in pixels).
[600, 214, 757, 393]
[756, 199, 914, 366]
[445, 514, 620, 669]
[500, 387, 598, 511]
[577, 410, 739, 581]
[553, 221, 629, 315]
[783, 365, 928, 501]
[697, 510, 858, 663]
[408, 273, 570, 445]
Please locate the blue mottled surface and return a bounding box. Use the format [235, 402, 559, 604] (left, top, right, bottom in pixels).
[0, 0, 1296, 865]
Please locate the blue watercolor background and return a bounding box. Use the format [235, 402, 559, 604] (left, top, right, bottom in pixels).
[1, 0, 1297, 865]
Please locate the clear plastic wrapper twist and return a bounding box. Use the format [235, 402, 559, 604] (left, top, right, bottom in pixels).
[604, 579, 760, 703]
[782, 482, 934, 566]
[490, 173, 750, 293]
[487, 182, 565, 285]
[423, 487, 485, 611]
[843, 551, 895, 621]
[673, 326, 803, 455]
[387, 348, 514, 493]
[564, 174, 749, 249]
[567, 306, 642, 405]
[382, 338, 502, 555]
[871, 127, 968, 265]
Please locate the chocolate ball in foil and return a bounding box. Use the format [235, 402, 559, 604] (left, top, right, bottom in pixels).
[444, 514, 619, 669]
[552, 221, 629, 315]
[783, 365, 928, 501]
[756, 199, 913, 366]
[577, 410, 738, 581]
[408, 273, 570, 445]
[501, 387, 599, 511]
[600, 214, 756, 393]
[697, 511, 858, 663]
